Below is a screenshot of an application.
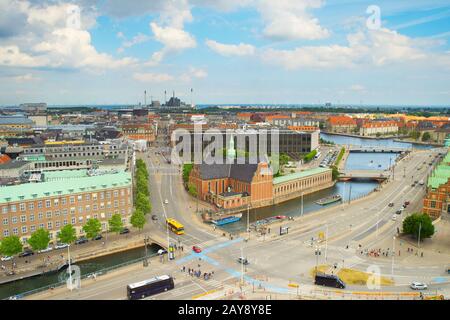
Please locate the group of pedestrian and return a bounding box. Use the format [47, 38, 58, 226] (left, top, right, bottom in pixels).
[181, 266, 214, 280]
[406, 247, 424, 257]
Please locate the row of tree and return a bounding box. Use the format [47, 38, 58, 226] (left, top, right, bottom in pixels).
[0, 214, 126, 258]
[130, 159, 151, 231]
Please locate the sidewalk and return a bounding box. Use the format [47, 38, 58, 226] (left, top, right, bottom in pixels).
[0, 230, 163, 285]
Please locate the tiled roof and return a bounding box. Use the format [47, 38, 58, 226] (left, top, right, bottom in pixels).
[197, 162, 259, 183]
[327, 116, 356, 126]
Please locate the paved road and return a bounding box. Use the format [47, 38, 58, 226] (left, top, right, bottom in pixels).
[27, 147, 450, 300]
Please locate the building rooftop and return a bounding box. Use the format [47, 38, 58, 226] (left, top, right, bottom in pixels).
[273, 167, 331, 185]
[0, 170, 131, 204]
[427, 150, 450, 189]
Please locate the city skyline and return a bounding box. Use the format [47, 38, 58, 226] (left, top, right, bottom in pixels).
[1, 0, 450, 106]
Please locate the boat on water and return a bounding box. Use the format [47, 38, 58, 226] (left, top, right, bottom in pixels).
[315, 194, 342, 205]
[212, 213, 242, 226]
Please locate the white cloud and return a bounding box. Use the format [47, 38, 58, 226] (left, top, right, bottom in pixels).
[145, 0, 196, 65]
[205, 40, 255, 57]
[134, 67, 207, 83]
[261, 28, 431, 70]
[256, 0, 329, 41]
[117, 33, 151, 53]
[0, 1, 135, 70]
[133, 72, 174, 83]
[0, 73, 41, 82]
[350, 84, 366, 92]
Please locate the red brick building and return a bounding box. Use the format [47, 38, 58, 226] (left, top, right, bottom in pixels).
[189, 162, 273, 209]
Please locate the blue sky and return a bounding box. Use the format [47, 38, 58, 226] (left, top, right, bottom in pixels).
[0, 0, 449, 106]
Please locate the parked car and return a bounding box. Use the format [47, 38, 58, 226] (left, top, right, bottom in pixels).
[75, 237, 88, 245]
[395, 210, 402, 215]
[391, 215, 397, 221]
[237, 257, 249, 265]
[119, 228, 130, 235]
[410, 282, 428, 290]
[192, 245, 202, 253]
[54, 243, 69, 250]
[388, 202, 394, 207]
[164, 199, 169, 204]
[151, 215, 158, 221]
[314, 273, 346, 289]
[1, 256, 12, 261]
[404, 201, 410, 206]
[38, 246, 54, 253]
[93, 234, 103, 241]
[19, 249, 34, 258]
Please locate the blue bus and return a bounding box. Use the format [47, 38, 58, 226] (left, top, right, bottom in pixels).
[127, 275, 175, 300]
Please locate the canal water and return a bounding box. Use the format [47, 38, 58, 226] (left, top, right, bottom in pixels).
[321, 133, 433, 150]
[0, 244, 160, 300]
[345, 153, 398, 171]
[221, 133, 437, 233]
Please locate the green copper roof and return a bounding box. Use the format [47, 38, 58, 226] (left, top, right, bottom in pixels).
[273, 167, 331, 185]
[0, 170, 132, 204]
[427, 150, 450, 189]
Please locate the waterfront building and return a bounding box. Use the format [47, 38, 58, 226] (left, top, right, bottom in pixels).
[0, 170, 133, 244]
[326, 116, 357, 134]
[189, 163, 332, 210]
[359, 120, 399, 136]
[423, 152, 450, 220]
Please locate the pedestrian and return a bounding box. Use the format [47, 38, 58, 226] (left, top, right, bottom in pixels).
[421, 252, 423, 258]
[183, 266, 186, 272]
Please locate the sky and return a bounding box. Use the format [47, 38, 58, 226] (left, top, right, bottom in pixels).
[0, 0, 449, 106]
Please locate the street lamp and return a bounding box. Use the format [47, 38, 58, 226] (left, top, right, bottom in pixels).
[314, 246, 321, 272]
[391, 236, 396, 278]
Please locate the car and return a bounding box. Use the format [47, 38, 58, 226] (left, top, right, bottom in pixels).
[192, 245, 202, 253]
[404, 201, 410, 206]
[391, 215, 397, 221]
[388, 202, 394, 207]
[18, 249, 34, 258]
[164, 199, 169, 204]
[395, 210, 402, 215]
[75, 237, 88, 245]
[38, 246, 54, 253]
[411, 183, 416, 187]
[93, 234, 103, 241]
[410, 282, 428, 290]
[1, 256, 13, 262]
[119, 228, 130, 235]
[54, 243, 69, 250]
[151, 215, 158, 221]
[399, 206, 405, 211]
[237, 257, 249, 265]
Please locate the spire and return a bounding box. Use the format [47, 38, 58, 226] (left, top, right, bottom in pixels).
[227, 135, 236, 161]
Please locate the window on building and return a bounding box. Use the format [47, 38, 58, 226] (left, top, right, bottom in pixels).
[12, 216, 17, 224]
[37, 201, 43, 208]
[61, 198, 67, 205]
[38, 212, 43, 220]
[3, 230, 9, 237]
[30, 225, 36, 232]
[28, 203, 34, 210]
[70, 196, 75, 204]
[2, 206, 7, 214]
[3, 218, 8, 225]
[12, 228, 18, 235]
[20, 203, 26, 211]
[21, 226, 27, 234]
[20, 215, 26, 223]
[10, 205, 17, 213]
[45, 200, 51, 208]
[46, 211, 52, 219]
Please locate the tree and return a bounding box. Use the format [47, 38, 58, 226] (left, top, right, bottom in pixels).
[422, 132, 431, 142]
[0, 236, 23, 257]
[27, 228, 51, 251]
[303, 150, 317, 163]
[402, 213, 435, 240]
[58, 224, 77, 244]
[279, 153, 291, 166]
[136, 192, 151, 214]
[410, 131, 420, 140]
[182, 163, 194, 184]
[130, 209, 146, 231]
[109, 214, 124, 234]
[188, 183, 198, 198]
[331, 166, 340, 181]
[82, 218, 102, 239]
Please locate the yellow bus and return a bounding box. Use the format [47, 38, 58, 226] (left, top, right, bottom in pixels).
[166, 218, 185, 235]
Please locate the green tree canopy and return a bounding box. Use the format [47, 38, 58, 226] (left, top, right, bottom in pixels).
[130, 209, 146, 231]
[188, 183, 198, 197]
[58, 224, 77, 244]
[0, 236, 23, 257]
[27, 228, 51, 251]
[331, 166, 340, 181]
[182, 163, 194, 184]
[82, 218, 102, 239]
[422, 132, 431, 142]
[303, 150, 317, 163]
[402, 213, 435, 240]
[136, 192, 151, 214]
[109, 214, 124, 234]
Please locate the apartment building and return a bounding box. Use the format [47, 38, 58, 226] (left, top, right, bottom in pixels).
[0, 170, 133, 244]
